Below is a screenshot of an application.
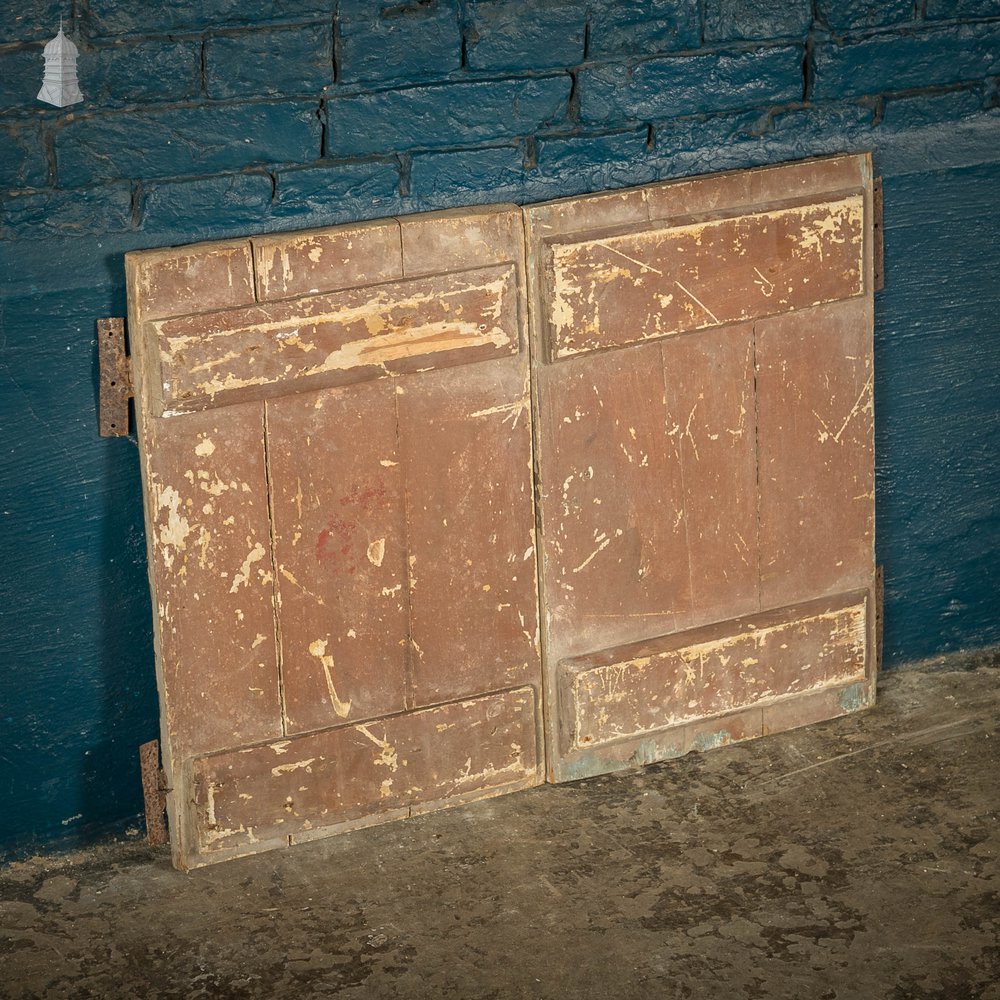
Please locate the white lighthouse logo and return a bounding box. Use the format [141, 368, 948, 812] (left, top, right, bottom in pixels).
[37, 20, 83, 108]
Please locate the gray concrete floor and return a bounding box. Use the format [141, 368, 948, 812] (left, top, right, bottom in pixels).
[2, 660, 998, 1000]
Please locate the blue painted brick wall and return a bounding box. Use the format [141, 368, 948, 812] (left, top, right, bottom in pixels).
[2, 0, 999, 861]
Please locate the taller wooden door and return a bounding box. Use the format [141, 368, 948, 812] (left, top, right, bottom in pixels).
[127, 207, 543, 869]
[524, 154, 876, 781]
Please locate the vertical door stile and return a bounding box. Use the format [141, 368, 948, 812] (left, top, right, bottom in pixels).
[394, 381, 417, 715]
[261, 398, 289, 740]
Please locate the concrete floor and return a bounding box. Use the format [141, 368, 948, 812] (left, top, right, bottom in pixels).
[2, 659, 998, 1000]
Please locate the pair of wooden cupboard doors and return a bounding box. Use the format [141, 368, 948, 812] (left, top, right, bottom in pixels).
[126, 154, 877, 869]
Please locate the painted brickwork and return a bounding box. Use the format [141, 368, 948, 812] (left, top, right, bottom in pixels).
[1, 1, 999, 857]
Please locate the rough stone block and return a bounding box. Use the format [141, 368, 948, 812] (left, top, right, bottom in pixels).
[206, 24, 333, 99]
[84, 0, 334, 37]
[925, 0, 1000, 17]
[465, 0, 584, 72]
[532, 130, 653, 197]
[587, 0, 700, 58]
[0, 184, 133, 240]
[273, 161, 401, 225]
[338, 1, 461, 84]
[326, 76, 571, 156]
[812, 22, 1000, 100]
[579, 46, 803, 124]
[705, 0, 812, 42]
[140, 173, 274, 235]
[816, 0, 914, 33]
[880, 88, 987, 128]
[0, 47, 43, 114]
[0, 126, 49, 190]
[408, 145, 525, 203]
[81, 40, 201, 108]
[55, 101, 323, 186]
[0, 0, 68, 43]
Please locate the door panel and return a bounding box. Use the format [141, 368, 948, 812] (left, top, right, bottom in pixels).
[399, 356, 540, 707]
[756, 297, 876, 608]
[139, 401, 282, 765]
[266, 379, 410, 735]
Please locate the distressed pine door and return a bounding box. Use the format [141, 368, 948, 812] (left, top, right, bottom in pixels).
[127, 206, 543, 869]
[524, 154, 876, 781]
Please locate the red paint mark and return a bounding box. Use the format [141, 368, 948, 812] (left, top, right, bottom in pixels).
[316, 516, 356, 565]
[317, 481, 390, 570]
[340, 483, 390, 513]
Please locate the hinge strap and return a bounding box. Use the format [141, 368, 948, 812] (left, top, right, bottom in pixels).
[98, 317, 133, 437]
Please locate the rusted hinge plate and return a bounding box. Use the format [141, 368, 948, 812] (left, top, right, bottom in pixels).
[98, 317, 133, 437]
[873, 176, 884, 292]
[139, 739, 168, 847]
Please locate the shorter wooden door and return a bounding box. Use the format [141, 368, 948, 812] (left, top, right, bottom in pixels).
[524, 154, 876, 781]
[127, 206, 543, 869]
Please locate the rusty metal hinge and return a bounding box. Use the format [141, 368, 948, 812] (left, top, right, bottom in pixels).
[98, 317, 133, 437]
[873, 176, 884, 292]
[139, 739, 168, 847]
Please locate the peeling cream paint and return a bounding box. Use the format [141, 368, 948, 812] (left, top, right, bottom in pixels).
[308, 639, 352, 718]
[356, 724, 399, 772]
[230, 542, 266, 594]
[271, 758, 315, 777]
[367, 538, 386, 567]
[154, 484, 191, 570]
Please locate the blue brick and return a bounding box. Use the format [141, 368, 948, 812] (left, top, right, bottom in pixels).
[529, 129, 654, 198]
[0, 47, 44, 114]
[881, 88, 987, 128]
[812, 22, 1000, 100]
[80, 40, 201, 108]
[704, 0, 812, 42]
[925, 0, 1000, 17]
[83, 1, 335, 38]
[207, 25, 333, 99]
[273, 161, 401, 223]
[764, 101, 875, 160]
[326, 76, 571, 156]
[338, 1, 461, 84]
[140, 173, 273, 235]
[579, 46, 804, 125]
[465, 0, 584, 73]
[816, 0, 914, 33]
[0, 184, 133, 240]
[55, 101, 323, 187]
[0, 127, 49, 189]
[0, 1, 68, 44]
[587, 1, 700, 58]
[408, 145, 525, 205]
[651, 104, 875, 182]
[875, 96, 1000, 178]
